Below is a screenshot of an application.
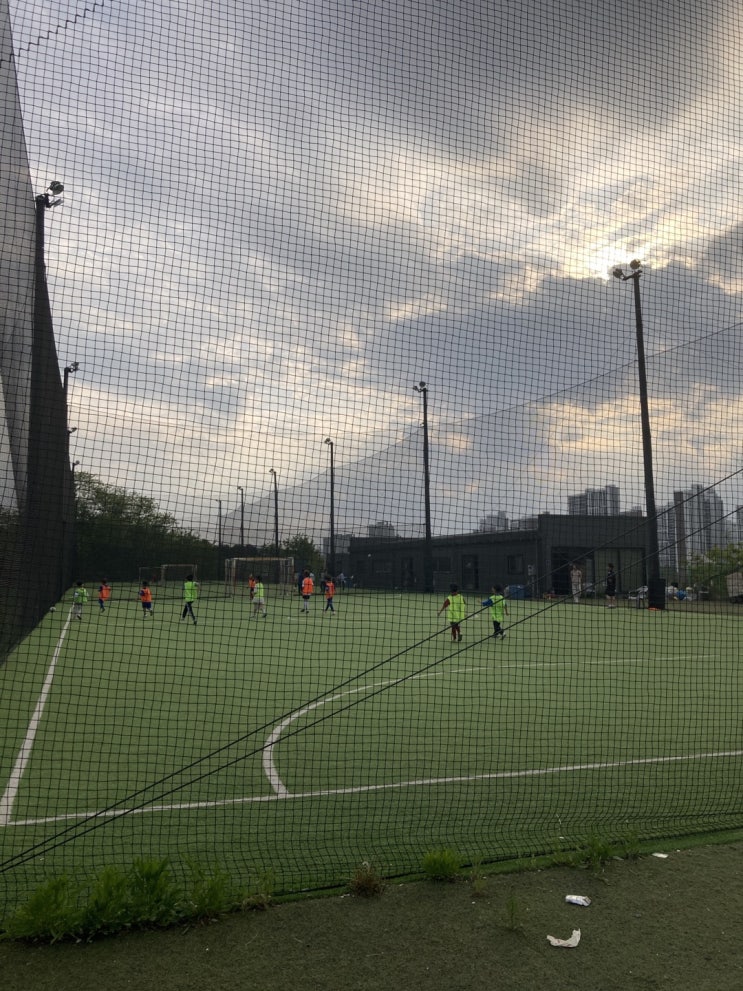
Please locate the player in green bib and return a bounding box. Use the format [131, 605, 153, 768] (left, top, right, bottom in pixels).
[438, 583, 466, 642]
[182, 574, 199, 625]
[481, 585, 508, 639]
[72, 581, 88, 620]
[252, 576, 266, 617]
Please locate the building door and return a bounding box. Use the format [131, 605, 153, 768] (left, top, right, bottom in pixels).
[462, 554, 479, 590]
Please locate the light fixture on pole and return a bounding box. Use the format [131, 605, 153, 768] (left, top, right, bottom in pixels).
[237, 486, 244, 548]
[324, 438, 335, 577]
[413, 381, 433, 593]
[269, 468, 280, 552]
[63, 361, 79, 398]
[612, 260, 663, 609]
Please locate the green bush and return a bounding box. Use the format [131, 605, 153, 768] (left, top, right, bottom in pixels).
[1, 876, 82, 943]
[0, 858, 257, 943]
[421, 848, 461, 882]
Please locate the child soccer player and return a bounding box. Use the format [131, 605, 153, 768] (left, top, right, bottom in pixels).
[301, 570, 314, 613]
[324, 576, 336, 615]
[482, 585, 509, 639]
[138, 581, 153, 618]
[248, 575, 256, 601]
[182, 574, 198, 624]
[98, 579, 111, 613]
[252, 575, 266, 617]
[438, 584, 466, 641]
[72, 581, 88, 620]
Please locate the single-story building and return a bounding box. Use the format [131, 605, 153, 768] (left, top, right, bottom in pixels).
[348, 514, 651, 597]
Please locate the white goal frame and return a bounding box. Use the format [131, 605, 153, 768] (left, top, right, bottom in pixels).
[224, 557, 295, 596]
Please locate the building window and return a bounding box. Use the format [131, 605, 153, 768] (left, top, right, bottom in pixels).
[507, 555, 523, 574]
[373, 559, 392, 574]
[433, 556, 451, 572]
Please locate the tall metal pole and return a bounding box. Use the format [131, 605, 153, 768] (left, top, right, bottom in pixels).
[216, 499, 223, 579]
[237, 486, 244, 548]
[613, 262, 663, 605]
[324, 439, 335, 576]
[269, 468, 280, 552]
[414, 381, 433, 593]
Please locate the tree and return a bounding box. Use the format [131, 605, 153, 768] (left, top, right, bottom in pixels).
[687, 544, 743, 600]
[74, 473, 217, 580]
[282, 534, 324, 577]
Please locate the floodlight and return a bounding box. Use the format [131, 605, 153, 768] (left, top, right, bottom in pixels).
[612, 268, 625, 280]
[629, 259, 642, 270]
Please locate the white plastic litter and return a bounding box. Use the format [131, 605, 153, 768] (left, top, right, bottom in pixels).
[547, 929, 581, 948]
[652, 852, 669, 859]
[565, 895, 591, 906]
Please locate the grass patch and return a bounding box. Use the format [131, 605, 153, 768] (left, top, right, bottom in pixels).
[0, 858, 258, 943]
[421, 848, 461, 882]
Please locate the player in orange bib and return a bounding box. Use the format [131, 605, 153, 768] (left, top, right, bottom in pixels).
[138, 581, 153, 618]
[324, 577, 336, 615]
[98, 579, 111, 613]
[301, 571, 314, 613]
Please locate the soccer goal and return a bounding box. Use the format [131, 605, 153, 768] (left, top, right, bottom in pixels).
[225, 557, 295, 596]
[138, 564, 198, 593]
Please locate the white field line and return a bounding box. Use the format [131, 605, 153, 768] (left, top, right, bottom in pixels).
[262, 665, 488, 796]
[7, 748, 743, 828]
[0, 611, 72, 826]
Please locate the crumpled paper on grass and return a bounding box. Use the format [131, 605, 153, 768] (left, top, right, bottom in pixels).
[547, 928, 581, 947]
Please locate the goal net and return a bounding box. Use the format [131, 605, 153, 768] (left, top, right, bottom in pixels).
[225, 557, 294, 596]
[138, 564, 198, 593]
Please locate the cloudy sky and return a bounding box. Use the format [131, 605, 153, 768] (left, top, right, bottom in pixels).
[7, 0, 743, 542]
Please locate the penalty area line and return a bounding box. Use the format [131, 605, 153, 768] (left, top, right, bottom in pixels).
[0, 612, 73, 826]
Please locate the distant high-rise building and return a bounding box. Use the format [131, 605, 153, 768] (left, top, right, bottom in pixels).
[665, 485, 726, 580]
[682, 484, 726, 557]
[567, 485, 620, 516]
[478, 511, 508, 532]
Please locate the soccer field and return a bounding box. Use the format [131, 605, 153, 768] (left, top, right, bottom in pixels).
[1, 587, 742, 907]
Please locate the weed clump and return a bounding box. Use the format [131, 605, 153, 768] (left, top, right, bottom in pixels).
[421, 848, 461, 882]
[349, 861, 385, 897]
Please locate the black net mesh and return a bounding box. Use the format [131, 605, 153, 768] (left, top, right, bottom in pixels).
[1, 0, 743, 913]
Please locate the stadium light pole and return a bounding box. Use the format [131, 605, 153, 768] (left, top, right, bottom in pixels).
[612, 261, 663, 607]
[413, 381, 434, 593]
[324, 438, 335, 577]
[269, 468, 280, 553]
[215, 499, 223, 579]
[237, 486, 244, 548]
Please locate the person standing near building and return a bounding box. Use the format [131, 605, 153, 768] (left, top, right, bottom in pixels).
[482, 585, 508, 639]
[324, 576, 336, 615]
[72, 581, 88, 620]
[182, 574, 199, 624]
[570, 564, 582, 604]
[252, 575, 267, 617]
[438, 583, 466, 642]
[301, 570, 314, 613]
[98, 579, 111, 613]
[605, 563, 618, 608]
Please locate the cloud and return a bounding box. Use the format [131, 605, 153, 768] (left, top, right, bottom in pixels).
[7, 0, 743, 541]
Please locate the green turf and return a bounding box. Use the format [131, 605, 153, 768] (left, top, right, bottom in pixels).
[1, 587, 742, 909]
